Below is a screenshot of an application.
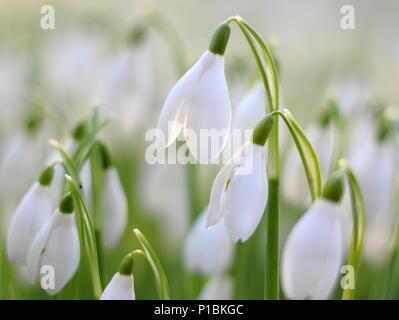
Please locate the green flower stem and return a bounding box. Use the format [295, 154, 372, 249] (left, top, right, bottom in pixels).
[226, 15, 280, 300]
[133, 229, 170, 299]
[66, 175, 103, 299]
[338, 159, 365, 300]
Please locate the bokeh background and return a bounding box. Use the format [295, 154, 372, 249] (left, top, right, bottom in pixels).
[0, 0, 398, 299]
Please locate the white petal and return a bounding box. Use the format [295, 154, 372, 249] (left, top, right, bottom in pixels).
[157, 52, 212, 148]
[281, 199, 342, 300]
[7, 183, 53, 264]
[232, 83, 265, 131]
[184, 210, 234, 275]
[185, 52, 231, 163]
[100, 273, 135, 300]
[27, 210, 80, 295]
[223, 145, 268, 242]
[102, 168, 128, 248]
[206, 142, 251, 228]
[198, 275, 233, 300]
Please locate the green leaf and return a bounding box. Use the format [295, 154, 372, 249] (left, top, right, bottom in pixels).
[133, 229, 170, 300]
[276, 109, 322, 201]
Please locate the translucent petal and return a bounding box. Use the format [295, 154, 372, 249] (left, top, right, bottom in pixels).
[102, 168, 128, 248]
[185, 53, 231, 163]
[7, 183, 54, 264]
[184, 210, 233, 275]
[223, 145, 268, 242]
[157, 52, 212, 148]
[281, 199, 342, 300]
[100, 273, 135, 300]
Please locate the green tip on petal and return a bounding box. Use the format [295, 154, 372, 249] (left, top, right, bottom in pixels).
[119, 254, 134, 276]
[129, 22, 147, 45]
[322, 170, 344, 203]
[72, 120, 88, 141]
[38, 166, 55, 186]
[98, 141, 113, 169]
[59, 193, 74, 214]
[252, 115, 274, 146]
[209, 23, 231, 55]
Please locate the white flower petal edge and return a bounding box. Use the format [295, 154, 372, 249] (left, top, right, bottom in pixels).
[102, 168, 128, 248]
[184, 210, 233, 275]
[281, 199, 342, 300]
[206, 142, 251, 228]
[157, 52, 212, 148]
[100, 273, 135, 300]
[26, 209, 80, 295]
[7, 183, 53, 264]
[222, 144, 268, 242]
[198, 275, 233, 300]
[185, 52, 231, 163]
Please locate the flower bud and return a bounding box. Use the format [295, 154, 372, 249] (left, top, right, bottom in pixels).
[209, 23, 231, 55]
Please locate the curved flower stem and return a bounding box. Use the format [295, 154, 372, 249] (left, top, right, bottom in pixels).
[226, 15, 280, 300]
[133, 229, 170, 299]
[338, 159, 365, 300]
[66, 175, 103, 299]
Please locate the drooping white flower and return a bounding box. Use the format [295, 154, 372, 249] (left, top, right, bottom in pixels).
[282, 123, 335, 207]
[79, 143, 128, 248]
[101, 254, 135, 300]
[281, 198, 343, 300]
[157, 24, 231, 163]
[183, 209, 234, 275]
[101, 167, 128, 248]
[207, 116, 273, 242]
[343, 116, 397, 261]
[26, 194, 80, 295]
[7, 166, 55, 265]
[198, 275, 233, 300]
[232, 83, 265, 131]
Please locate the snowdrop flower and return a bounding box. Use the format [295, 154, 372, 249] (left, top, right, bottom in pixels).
[283, 122, 335, 207]
[157, 24, 231, 163]
[232, 83, 265, 131]
[80, 143, 128, 248]
[206, 116, 273, 242]
[282, 173, 344, 300]
[101, 161, 128, 248]
[229, 83, 265, 154]
[198, 275, 233, 300]
[26, 194, 80, 295]
[101, 254, 135, 300]
[183, 209, 233, 275]
[7, 166, 55, 264]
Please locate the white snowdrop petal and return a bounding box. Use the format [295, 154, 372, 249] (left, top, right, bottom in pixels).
[206, 162, 235, 228]
[184, 210, 233, 275]
[185, 53, 231, 163]
[7, 183, 53, 264]
[100, 273, 135, 300]
[223, 145, 268, 242]
[206, 142, 251, 228]
[157, 52, 211, 148]
[232, 83, 265, 131]
[26, 210, 80, 294]
[102, 168, 128, 248]
[198, 275, 233, 300]
[26, 214, 55, 284]
[281, 199, 342, 300]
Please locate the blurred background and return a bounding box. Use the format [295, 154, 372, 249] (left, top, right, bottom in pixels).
[0, 0, 398, 299]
